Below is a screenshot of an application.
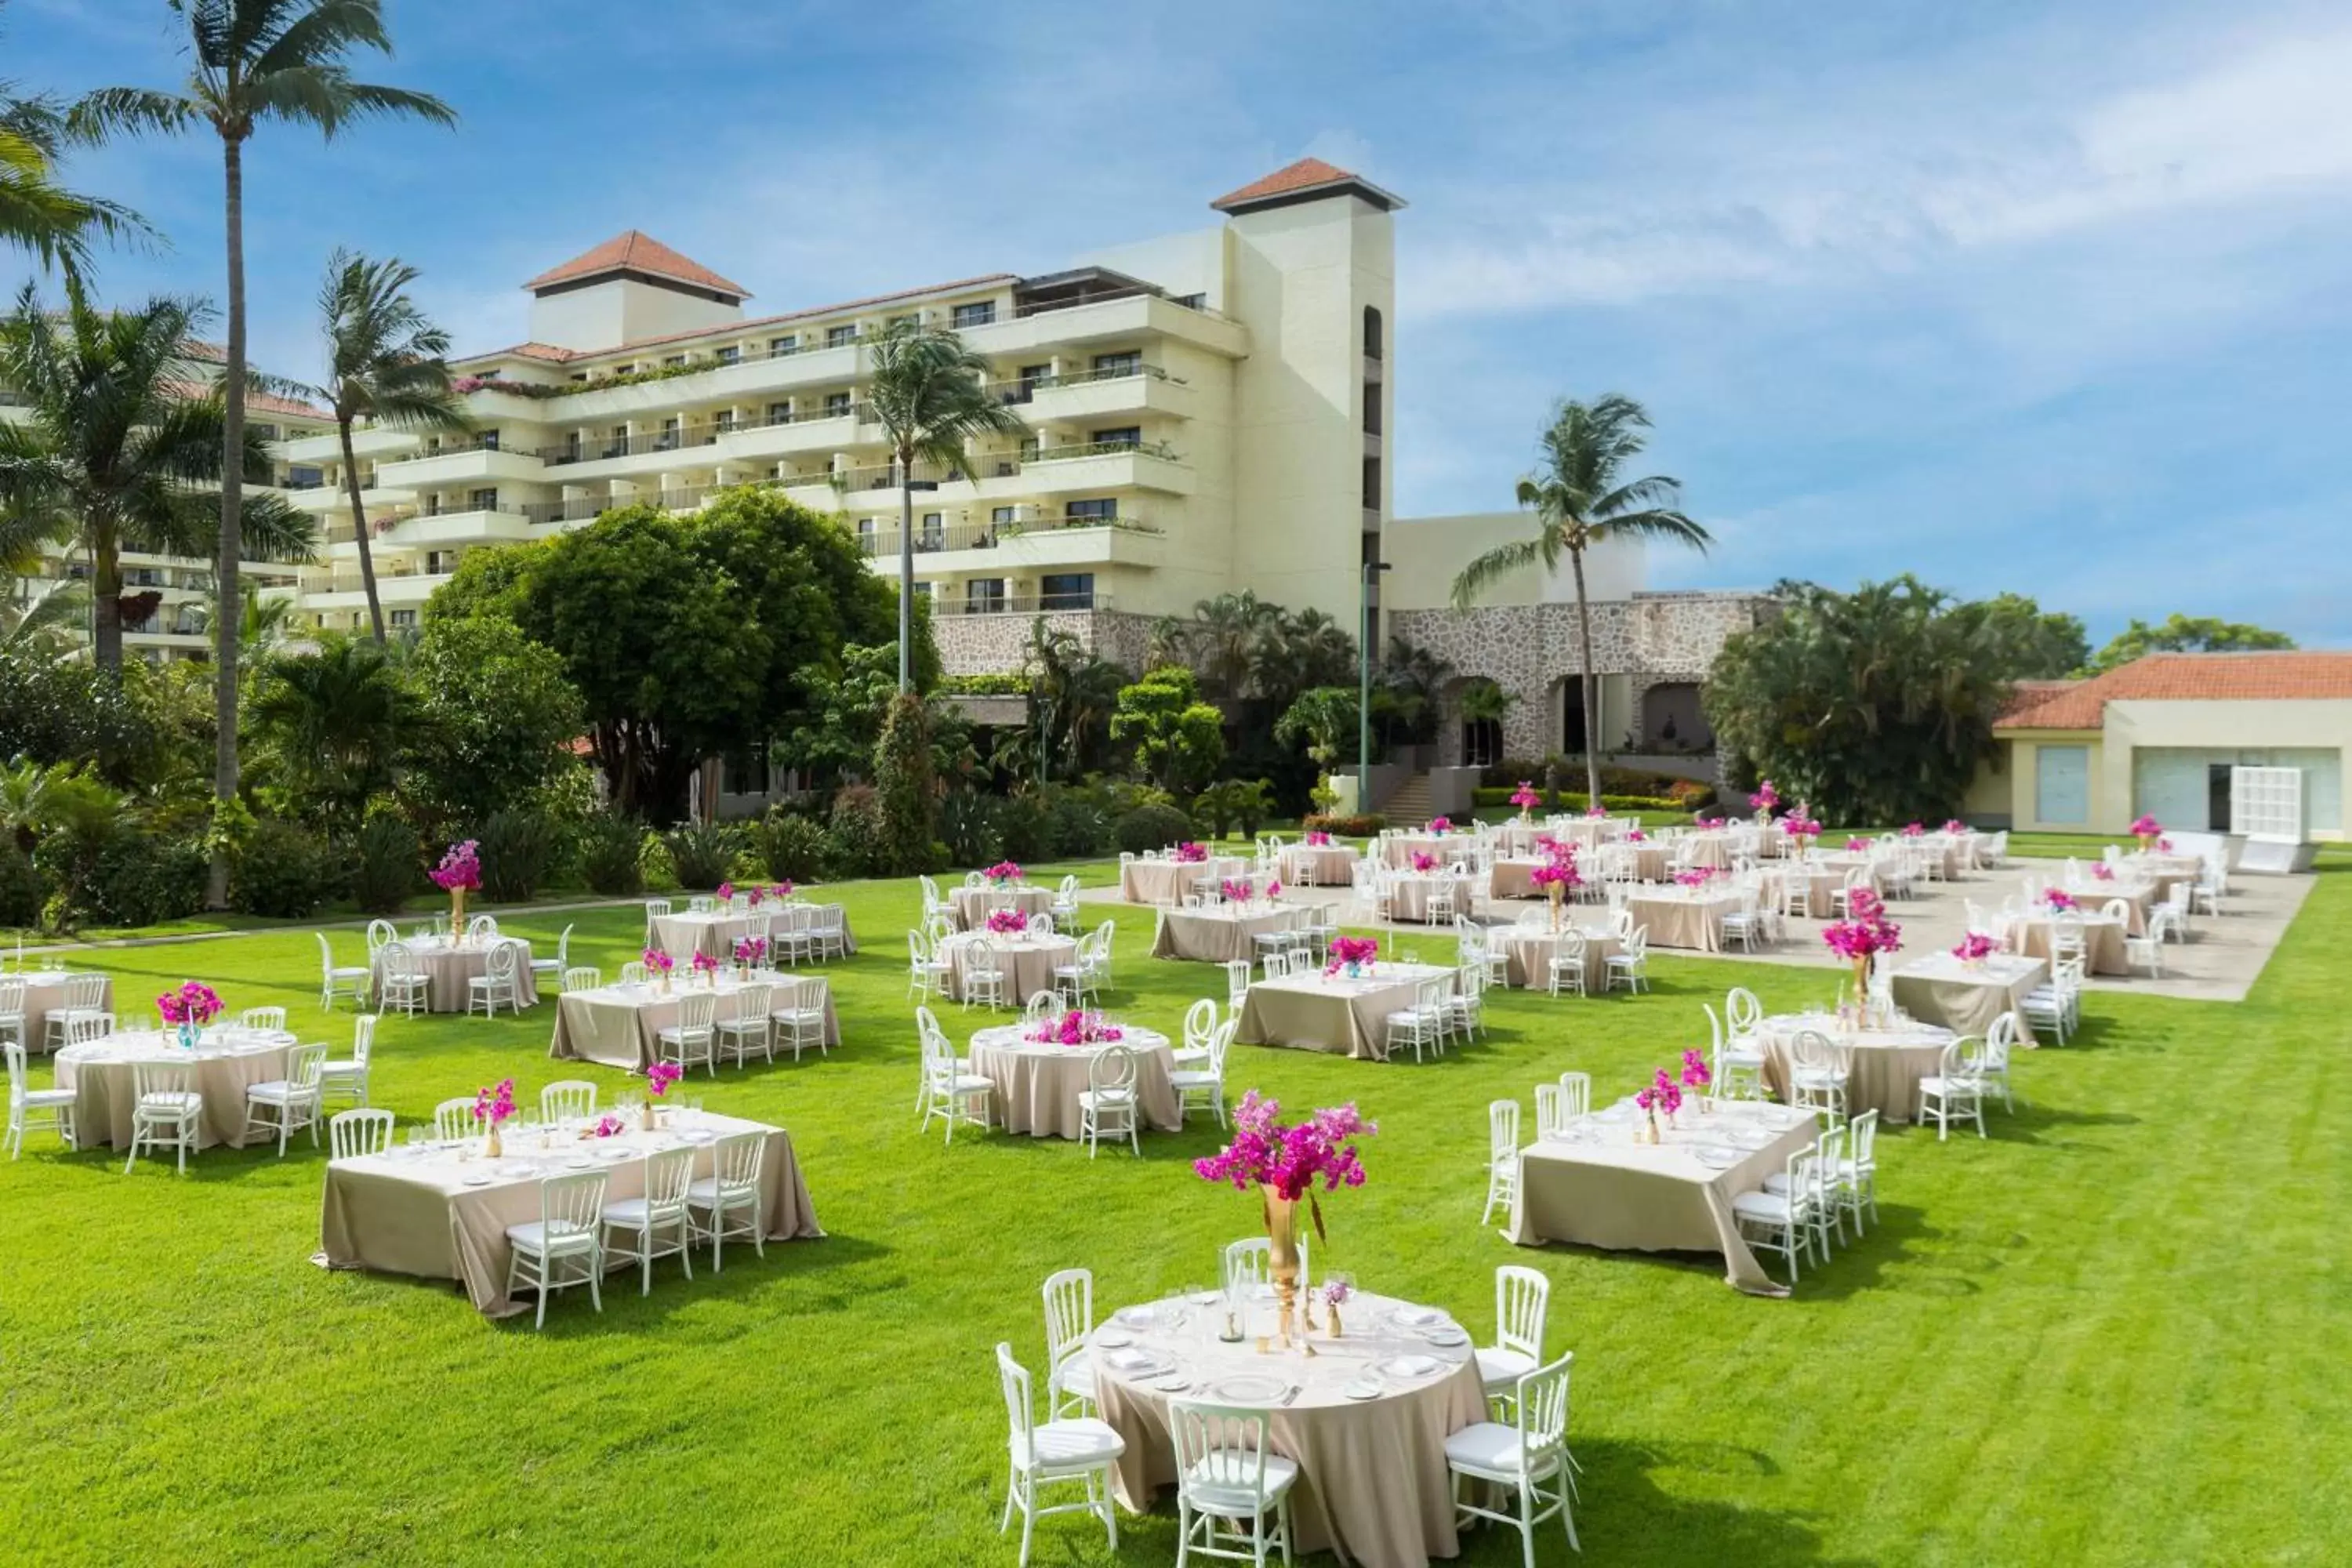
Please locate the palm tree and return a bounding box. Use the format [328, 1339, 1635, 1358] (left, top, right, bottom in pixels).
[303, 249, 470, 642]
[246, 634, 404, 830]
[73, 0, 455, 903]
[1022, 616, 1127, 782]
[0, 577, 87, 663]
[0, 61, 149, 274]
[0, 286, 313, 671]
[862, 318, 1027, 690]
[1186, 590, 1278, 702]
[1451, 394, 1711, 805]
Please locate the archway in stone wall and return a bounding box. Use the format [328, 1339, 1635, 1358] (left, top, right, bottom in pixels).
[1640, 681, 1711, 757]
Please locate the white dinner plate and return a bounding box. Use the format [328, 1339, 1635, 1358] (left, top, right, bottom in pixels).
[564, 1157, 591, 1170]
[597, 1145, 633, 1161]
[460, 1173, 493, 1186]
[1152, 1373, 1192, 1394]
[1377, 1355, 1443, 1381]
[1392, 1306, 1449, 1330]
[1098, 1347, 1168, 1377]
[1694, 1145, 1740, 1169]
[1342, 1379, 1384, 1400]
[1207, 1374, 1289, 1404]
[1113, 1306, 1160, 1330]
[1425, 1327, 1470, 1348]
[1093, 1328, 1134, 1349]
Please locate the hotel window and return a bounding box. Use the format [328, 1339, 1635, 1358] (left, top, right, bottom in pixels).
[712, 409, 736, 433]
[250, 423, 278, 441]
[714, 345, 740, 366]
[1040, 573, 1095, 610]
[857, 518, 877, 547]
[952, 301, 996, 328]
[1176, 292, 1207, 310]
[826, 325, 858, 348]
[769, 334, 798, 355]
[657, 416, 681, 450]
[1091, 350, 1142, 379]
[479, 429, 500, 450]
[1363, 384, 1381, 435]
[604, 426, 627, 459]
[825, 391, 852, 418]
[1363, 305, 1384, 361]
[1362, 456, 1381, 510]
[767, 401, 792, 424]
[1007, 363, 1050, 405]
[920, 512, 945, 550]
[426, 550, 457, 575]
[965, 577, 1006, 613]
[389, 609, 416, 630]
[990, 506, 1020, 534]
[1091, 426, 1142, 448]
[662, 354, 687, 368]
[1065, 498, 1117, 523]
[469, 488, 498, 512]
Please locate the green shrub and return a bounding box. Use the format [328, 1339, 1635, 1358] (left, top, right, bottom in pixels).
[578, 812, 647, 896]
[85, 834, 206, 927]
[996, 793, 1055, 863]
[0, 843, 44, 927]
[350, 816, 420, 914]
[748, 808, 828, 883]
[478, 808, 567, 902]
[1047, 796, 1108, 858]
[826, 785, 886, 878]
[1301, 812, 1386, 837]
[1115, 802, 1195, 856]
[230, 818, 340, 919]
[1195, 779, 1274, 840]
[662, 819, 744, 891]
[873, 693, 935, 876]
[940, 790, 1003, 868]
[1469, 787, 1688, 813]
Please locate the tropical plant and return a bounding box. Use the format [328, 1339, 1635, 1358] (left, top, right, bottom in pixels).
[1250, 607, 1356, 717]
[938, 789, 1001, 868]
[0, 287, 313, 670]
[659, 819, 743, 890]
[1109, 665, 1226, 796]
[0, 578, 85, 664]
[873, 691, 937, 875]
[2083, 613, 2296, 675]
[1192, 778, 1273, 840]
[245, 635, 405, 833]
[1113, 802, 1194, 857]
[862, 318, 1027, 689]
[227, 815, 337, 917]
[475, 806, 564, 902]
[0, 55, 148, 274]
[74, 0, 457, 905]
[1021, 617, 1127, 782]
[1273, 686, 1360, 773]
[576, 811, 646, 896]
[1451, 394, 1711, 805]
[303, 249, 470, 642]
[747, 808, 826, 884]
[348, 812, 417, 913]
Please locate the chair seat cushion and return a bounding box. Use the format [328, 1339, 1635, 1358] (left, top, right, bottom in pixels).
[684, 1176, 756, 1207]
[601, 1196, 682, 1226]
[1077, 1089, 1134, 1109]
[1167, 1071, 1218, 1091]
[1051, 1354, 1096, 1398]
[136, 1091, 202, 1116]
[1182, 1448, 1301, 1512]
[21, 1087, 76, 1108]
[1791, 1067, 1847, 1089]
[1475, 1346, 1538, 1391]
[504, 1218, 596, 1252]
[1919, 1075, 1980, 1096]
[1443, 1420, 1555, 1479]
[1012, 1417, 1126, 1472]
[936, 1073, 993, 1094]
[1731, 1189, 1795, 1221]
[245, 1079, 314, 1104]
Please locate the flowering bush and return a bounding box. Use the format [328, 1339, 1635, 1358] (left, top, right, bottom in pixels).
[1679, 1048, 1711, 1092]
[641, 947, 674, 975]
[1192, 1091, 1376, 1203]
[1509, 782, 1541, 811]
[647, 1062, 682, 1098]
[984, 860, 1024, 884]
[472, 1077, 516, 1127]
[1428, 816, 1453, 834]
[1324, 936, 1380, 975]
[732, 935, 768, 966]
[1823, 887, 1903, 961]
[1028, 1008, 1124, 1046]
[1173, 842, 1209, 863]
[1951, 932, 1998, 962]
[1410, 851, 1438, 873]
[985, 908, 1029, 935]
[429, 839, 482, 892]
[1220, 877, 1254, 903]
[2129, 815, 2162, 838]
[156, 980, 224, 1027]
[1749, 780, 1780, 815]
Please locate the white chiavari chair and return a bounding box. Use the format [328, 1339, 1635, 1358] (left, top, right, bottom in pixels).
[507, 1170, 608, 1328]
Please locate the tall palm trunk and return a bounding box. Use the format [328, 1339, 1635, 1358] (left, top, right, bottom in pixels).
[1571, 546, 1601, 807]
[207, 130, 247, 909]
[338, 420, 386, 642]
[895, 445, 914, 691]
[90, 523, 122, 671]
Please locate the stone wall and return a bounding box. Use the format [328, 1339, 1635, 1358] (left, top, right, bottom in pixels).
[934, 608, 1160, 678]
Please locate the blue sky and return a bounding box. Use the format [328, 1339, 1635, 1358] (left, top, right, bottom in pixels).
[7, 0, 2349, 646]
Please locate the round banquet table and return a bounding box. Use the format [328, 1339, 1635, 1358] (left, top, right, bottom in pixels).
[966, 1024, 1181, 1138]
[939, 932, 1077, 1005]
[949, 883, 1054, 932]
[1091, 1287, 1487, 1568]
[1755, 1014, 1958, 1124]
[55, 1027, 299, 1149]
[370, 935, 539, 1013]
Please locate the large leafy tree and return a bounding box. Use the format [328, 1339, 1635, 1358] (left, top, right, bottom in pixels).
[1021, 617, 1127, 783]
[75, 0, 456, 903]
[2085, 613, 2296, 675]
[1452, 394, 1711, 806]
[245, 633, 405, 833]
[777, 641, 904, 792]
[1110, 665, 1226, 797]
[0, 286, 310, 671]
[1966, 593, 2090, 681]
[863, 318, 1026, 690]
[1704, 575, 2023, 825]
[1273, 685, 1359, 775]
[399, 615, 584, 828]
[303, 248, 471, 643]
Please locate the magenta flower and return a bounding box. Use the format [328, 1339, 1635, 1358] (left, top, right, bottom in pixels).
[471, 1077, 517, 1126]
[1304, 830, 1334, 847]
[155, 980, 224, 1027]
[1174, 842, 1208, 863]
[1749, 780, 1781, 813]
[2129, 815, 2162, 837]
[1410, 851, 1438, 873]
[641, 946, 674, 974]
[1428, 816, 1452, 834]
[1509, 782, 1541, 811]
[985, 908, 1029, 935]
[717, 880, 735, 902]
[1680, 1048, 1711, 1091]
[732, 935, 768, 964]
[985, 860, 1025, 884]
[647, 1062, 683, 1098]
[1192, 1091, 1377, 1202]
[428, 839, 482, 892]
[1951, 933, 1998, 962]
[689, 950, 720, 976]
[1220, 877, 1254, 902]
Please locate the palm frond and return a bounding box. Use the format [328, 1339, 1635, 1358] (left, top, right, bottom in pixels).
[1448, 536, 1548, 611]
[64, 87, 199, 142]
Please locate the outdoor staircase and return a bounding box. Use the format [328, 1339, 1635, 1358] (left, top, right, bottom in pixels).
[1379, 771, 1435, 823]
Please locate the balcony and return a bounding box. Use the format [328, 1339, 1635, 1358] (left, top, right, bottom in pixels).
[715, 403, 871, 462]
[275, 426, 417, 466]
[961, 292, 1248, 358]
[1023, 438, 1192, 496]
[933, 591, 1116, 618]
[286, 480, 416, 515]
[304, 568, 451, 610]
[856, 517, 1163, 573]
[1016, 364, 1193, 423]
[378, 441, 546, 489]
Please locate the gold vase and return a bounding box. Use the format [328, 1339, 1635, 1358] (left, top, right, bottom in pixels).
[451, 885, 466, 932]
[641, 1099, 659, 1132]
[1548, 883, 1564, 933]
[485, 1123, 502, 1160]
[1327, 1301, 1344, 1338]
[1262, 1187, 1301, 1347]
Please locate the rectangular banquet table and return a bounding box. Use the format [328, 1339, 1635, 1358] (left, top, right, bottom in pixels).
[317, 1109, 821, 1318]
[2122, 853, 2204, 902]
[1385, 872, 1482, 924]
[1508, 1098, 1820, 1294]
[12, 970, 114, 1054]
[1276, 843, 1360, 886]
[1149, 904, 1307, 964]
[1486, 858, 1554, 902]
[1759, 856, 1878, 918]
[1756, 1014, 1958, 1124]
[1236, 963, 1454, 1060]
[1889, 953, 2049, 1044]
[2010, 912, 2130, 975]
[1379, 833, 1471, 869]
[1117, 856, 1249, 906]
[371, 935, 539, 1014]
[1490, 925, 1621, 991]
[652, 904, 856, 962]
[1624, 887, 1743, 953]
[54, 1027, 297, 1149]
[549, 975, 840, 1070]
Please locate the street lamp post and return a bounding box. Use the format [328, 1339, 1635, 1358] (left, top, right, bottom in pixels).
[1359, 559, 1391, 815]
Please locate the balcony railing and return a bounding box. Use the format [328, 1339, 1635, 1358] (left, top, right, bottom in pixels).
[1025, 437, 1181, 465]
[990, 363, 1175, 405]
[932, 592, 1112, 617]
[852, 515, 1159, 559]
[521, 497, 613, 525]
[1011, 289, 1232, 324]
[402, 435, 524, 460]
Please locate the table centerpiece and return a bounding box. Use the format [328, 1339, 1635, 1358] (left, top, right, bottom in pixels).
[1193, 1091, 1376, 1348]
[156, 980, 223, 1050]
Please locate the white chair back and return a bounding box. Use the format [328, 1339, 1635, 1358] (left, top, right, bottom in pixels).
[1556, 1071, 1590, 1120]
[1495, 1264, 1549, 1364]
[329, 1107, 394, 1160]
[541, 1080, 597, 1123]
[433, 1097, 478, 1142]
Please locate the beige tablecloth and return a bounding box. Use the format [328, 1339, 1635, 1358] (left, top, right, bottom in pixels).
[1236, 964, 1454, 1060]
[1150, 905, 1307, 964]
[1491, 927, 1621, 991]
[1277, 844, 1360, 886]
[2058, 880, 2156, 935]
[12, 971, 114, 1054]
[1094, 1289, 1486, 1568]
[1757, 1017, 1956, 1124]
[967, 1025, 1181, 1138]
[1379, 833, 1472, 869]
[1508, 1098, 1819, 1294]
[2010, 914, 2130, 976]
[1486, 858, 1555, 902]
[1889, 953, 2048, 1045]
[940, 934, 1076, 1005]
[1919, 833, 1976, 879]
[1760, 857, 1878, 918]
[372, 938, 539, 1014]
[1385, 873, 1480, 924]
[1624, 889, 1741, 953]
[949, 884, 1054, 932]
[55, 1029, 297, 1149]
[316, 1110, 822, 1318]
[1676, 833, 1738, 870]
[1118, 857, 1248, 906]
[2122, 853, 2203, 903]
[548, 976, 839, 1070]
[650, 905, 858, 963]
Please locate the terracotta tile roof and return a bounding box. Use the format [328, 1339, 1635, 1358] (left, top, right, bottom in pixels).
[160, 379, 332, 421]
[1997, 652, 2352, 731]
[1211, 157, 1403, 212]
[524, 230, 750, 299]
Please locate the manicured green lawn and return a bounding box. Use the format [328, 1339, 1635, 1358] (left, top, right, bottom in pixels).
[3, 861, 2347, 1565]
